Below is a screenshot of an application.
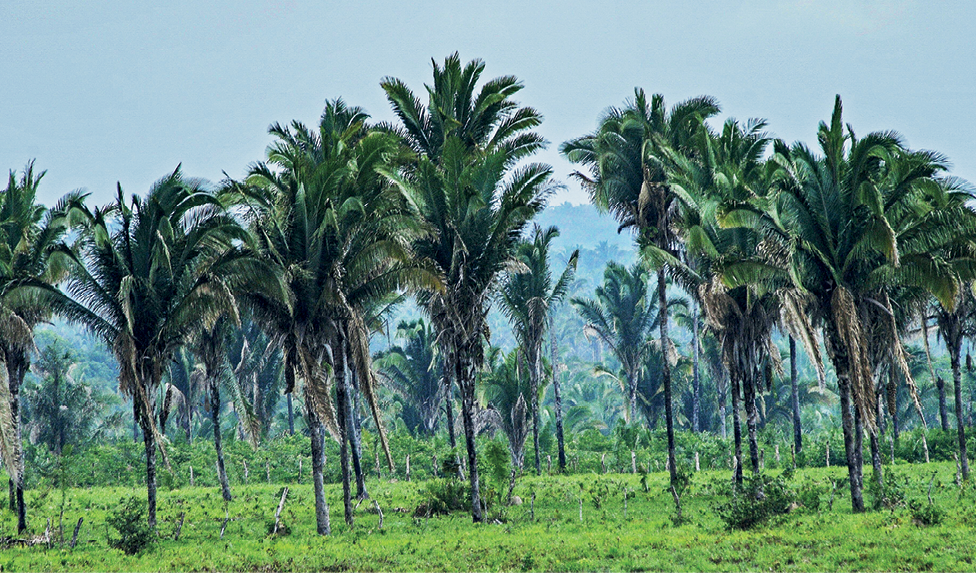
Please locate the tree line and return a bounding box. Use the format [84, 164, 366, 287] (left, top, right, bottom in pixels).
[2, 53, 975, 535]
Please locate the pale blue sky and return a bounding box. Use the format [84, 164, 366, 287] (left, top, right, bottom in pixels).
[2, 1, 973, 207]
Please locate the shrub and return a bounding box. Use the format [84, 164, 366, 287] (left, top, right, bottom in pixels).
[107, 497, 155, 555]
[716, 474, 796, 530]
[414, 478, 468, 517]
[908, 498, 944, 526]
[867, 469, 907, 510]
[796, 480, 825, 512]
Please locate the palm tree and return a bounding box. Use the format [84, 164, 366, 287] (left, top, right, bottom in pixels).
[192, 317, 237, 502]
[235, 98, 430, 531]
[59, 168, 251, 527]
[374, 319, 443, 437]
[571, 261, 668, 424]
[562, 89, 720, 488]
[480, 348, 533, 470]
[500, 225, 578, 475]
[746, 96, 970, 511]
[0, 161, 84, 533]
[382, 54, 551, 522]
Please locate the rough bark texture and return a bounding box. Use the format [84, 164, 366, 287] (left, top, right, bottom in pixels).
[551, 319, 567, 472]
[308, 412, 330, 535]
[790, 337, 802, 458]
[137, 404, 158, 528]
[658, 269, 678, 487]
[7, 358, 26, 533]
[336, 343, 354, 527]
[936, 377, 950, 431]
[743, 374, 761, 476]
[443, 367, 457, 450]
[348, 368, 368, 500]
[838, 375, 865, 512]
[730, 378, 743, 484]
[457, 351, 483, 523]
[950, 347, 970, 480]
[209, 378, 232, 503]
[530, 343, 542, 476]
[287, 392, 295, 436]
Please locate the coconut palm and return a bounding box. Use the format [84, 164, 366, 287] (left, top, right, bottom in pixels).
[562, 88, 720, 488]
[58, 168, 252, 527]
[499, 225, 578, 475]
[0, 161, 85, 533]
[382, 54, 551, 522]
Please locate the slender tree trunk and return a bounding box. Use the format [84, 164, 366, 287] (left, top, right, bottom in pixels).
[869, 427, 883, 492]
[658, 269, 678, 487]
[132, 400, 139, 443]
[136, 403, 158, 529]
[185, 393, 192, 444]
[531, 344, 542, 476]
[551, 317, 567, 472]
[287, 392, 295, 436]
[443, 366, 457, 450]
[627, 370, 638, 426]
[936, 376, 950, 432]
[457, 350, 483, 523]
[743, 373, 761, 476]
[307, 404, 330, 535]
[348, 367, 368, 500]
[889, 368, 900, 442]
[790, 337, 802, 458]
[335, 341, 354, 527]
[691, 302, 701, 433]
[7, 359, 26, 534]
[210, 378, 232, 502]
[950, 346, 970, 480]
[730, 378, 743, 484]
[838, 374, 865, 512]
[718, 376, 727, 440]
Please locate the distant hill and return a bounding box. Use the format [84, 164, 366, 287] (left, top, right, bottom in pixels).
[533, 202, 635, 254]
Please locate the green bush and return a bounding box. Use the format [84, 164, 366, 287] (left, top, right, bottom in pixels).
[717, 473, 796, 530]
[908, 498, 944, 526]
[106, 497, 155, 555]
[414, 478, 468, 517]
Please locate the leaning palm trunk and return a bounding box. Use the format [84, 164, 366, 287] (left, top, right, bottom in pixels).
[348, 369, 368, 500]
[658, 269, 678, 486]
[334, 335, 354, 527]
[209, 377, 232, 503]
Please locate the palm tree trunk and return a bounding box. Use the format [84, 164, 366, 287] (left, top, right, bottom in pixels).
[888, 368, 900, 442]
[335, 342, 354, 527]
[658, 269, 678, 487]
[790, 337, 802, 458]
[743, 374, 761, 476]
[550, 318, 567, 472]
[348, 368, 368, 499]
[838, 374, 866, 512]
[457, 350, 483, 523]
[136, 401, 158, 529]
[443, 367, 457, 450]
[531, 345, 542, 476]
[691, 302, 701, 433]
[950, 346, 970, 480]
[936, 376, 950, 432]
[730, 378, 743, 484]
[209, 378, 232, 503]
[306, 399, 330, 535]
[719, 376, 727, 440]
[287, 392, 295, 436]
[7, 360, 26, 533]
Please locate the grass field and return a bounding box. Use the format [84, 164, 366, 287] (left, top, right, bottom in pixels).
[2, 462, 975, 571]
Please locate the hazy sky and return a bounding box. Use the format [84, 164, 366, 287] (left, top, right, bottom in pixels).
[2, 1, 974, 208]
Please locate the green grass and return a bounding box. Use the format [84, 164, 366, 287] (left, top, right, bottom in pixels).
[2, 462, 975, 571]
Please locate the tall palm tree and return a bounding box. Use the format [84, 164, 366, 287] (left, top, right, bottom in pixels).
[746, 96, 971, 511]
[572, 261, 669, 423]
[562, 89, 720, 488]
[374, 319, 443, 438]
[235, 98, 430, 531]
[59, 168, 251, 527]
[500, 225, 578, 475]
[0, 161, 84, 533]
[382, 54, 551, 522]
